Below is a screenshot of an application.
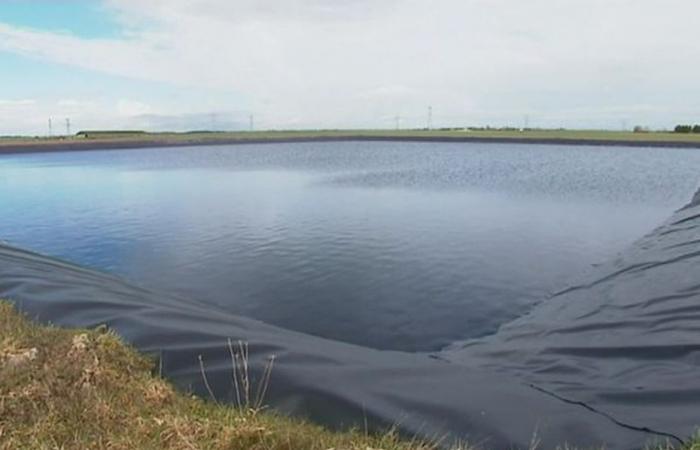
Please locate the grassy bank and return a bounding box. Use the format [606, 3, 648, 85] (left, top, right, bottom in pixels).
[0, 302, 442, 450]
[1, 301, 697, 449]
[2, 129, 700, 153]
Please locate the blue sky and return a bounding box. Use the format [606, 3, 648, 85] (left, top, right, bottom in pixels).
[0, 0, 249, 135]
[1, 0, 699, 135]
[0, 49, 247, 135]
[0, 0, 120, 38]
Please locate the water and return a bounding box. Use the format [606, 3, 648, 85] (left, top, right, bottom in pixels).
[1, 141, 699, 352]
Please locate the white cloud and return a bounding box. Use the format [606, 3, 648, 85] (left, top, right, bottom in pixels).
[0, 99, 36, 107]
[117, 99, 153, 116]
[57, 99, 95, 107]
[1, 0, 700, 132]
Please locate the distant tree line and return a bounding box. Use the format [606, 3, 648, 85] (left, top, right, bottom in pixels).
[674, 125, 700, 133]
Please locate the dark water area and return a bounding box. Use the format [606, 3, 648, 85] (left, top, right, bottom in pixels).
[1, 141, 699, 351]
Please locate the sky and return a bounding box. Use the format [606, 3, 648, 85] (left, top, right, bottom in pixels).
[0, 0, 699, 135]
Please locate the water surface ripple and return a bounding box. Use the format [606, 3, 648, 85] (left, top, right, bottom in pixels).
[1, 141, 699, 351]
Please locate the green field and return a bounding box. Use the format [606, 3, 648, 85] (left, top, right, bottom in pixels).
[2, 128, 700, 151]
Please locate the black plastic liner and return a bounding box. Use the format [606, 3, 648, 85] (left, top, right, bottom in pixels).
[2, 191, 700, 449]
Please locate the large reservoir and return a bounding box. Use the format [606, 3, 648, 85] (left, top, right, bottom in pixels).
[2, 141, 699, 351]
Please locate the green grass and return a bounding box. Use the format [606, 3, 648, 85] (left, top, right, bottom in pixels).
[1, 301, 699, 450]
[2, 128, 700, 150]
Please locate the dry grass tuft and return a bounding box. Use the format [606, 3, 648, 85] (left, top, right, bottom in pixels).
[0, 302, 443, 450]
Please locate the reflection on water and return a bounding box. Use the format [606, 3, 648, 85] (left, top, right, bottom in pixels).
[1, 141, 699, 351]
